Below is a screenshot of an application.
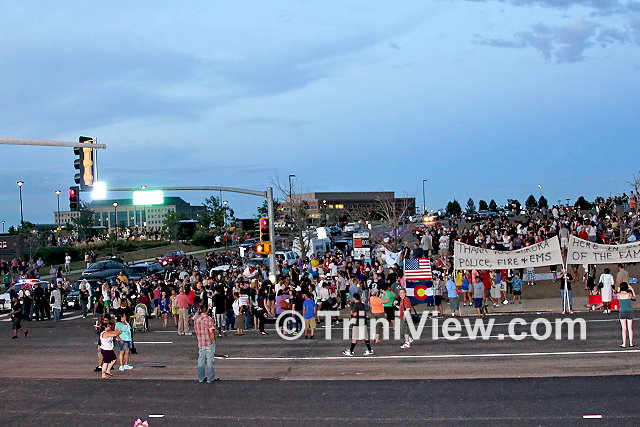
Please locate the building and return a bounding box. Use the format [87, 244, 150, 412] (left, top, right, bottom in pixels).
[282, 192, 416, 218]
[54, 197, 206, 231]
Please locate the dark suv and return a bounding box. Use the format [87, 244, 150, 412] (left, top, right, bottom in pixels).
[125, 262, 164, 281]
[81, 259, 125, 284]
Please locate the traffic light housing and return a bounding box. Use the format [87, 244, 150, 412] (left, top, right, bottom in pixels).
[74, 136, 95, 191]
[256, 242, 272, 255]
[69, 186, 80, 211]
[259, 217, 270, 242]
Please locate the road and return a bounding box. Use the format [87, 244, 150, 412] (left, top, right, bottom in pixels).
[1, 310, 639, 425]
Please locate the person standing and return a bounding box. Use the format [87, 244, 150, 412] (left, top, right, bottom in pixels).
[369, 289, 385, 343]
[599, 268, 615, 314]
[64, 253, 72, 273]
[302, 293, 317, 339]
[232, 292, 245, 336]
[617, 282, 635, 348]
[558, 269, 574, 314]
[158, 291, 171, 329]
[511, 273, 522, 305]
[79, 281, 90, 318]
[398, 288, 413, 349]
[32, 282, 47, 321]
[115, 314, 134, 371]
[342, 293, 374, 356]
[176, 287, 191, 335]
[473, 276, 486, 317]
[51, 283, 63, 322]
[616, 264, 630, 291]
[10, 296, 29, 339]
[99, 322, 121, 379]
[212, 286, 227, 337]
[193, 304, 219, 383]
[445, 275, 460, 316]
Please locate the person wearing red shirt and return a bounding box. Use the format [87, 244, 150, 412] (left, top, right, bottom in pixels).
[176, 288, 191, 335]
[398, 288, 413, 349]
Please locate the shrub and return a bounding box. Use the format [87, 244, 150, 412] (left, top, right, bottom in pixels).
[191, 231, 216, 248]
[34, 246, 81, 265]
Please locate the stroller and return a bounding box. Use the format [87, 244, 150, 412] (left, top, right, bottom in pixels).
[133, 303, 149, 333]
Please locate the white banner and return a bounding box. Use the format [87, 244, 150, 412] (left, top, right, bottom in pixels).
[567, 235, 640, 265]
[454, 236, 563, 270]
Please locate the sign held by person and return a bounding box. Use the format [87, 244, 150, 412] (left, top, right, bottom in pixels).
[567, 235, 640, 264]
[454, 236, 563, 270]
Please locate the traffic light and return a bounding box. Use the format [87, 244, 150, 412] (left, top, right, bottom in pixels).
[259, 217, 270, 242]
[74, 136, 95, 191]
[256, 242, 272, 255]
[69, 186, 80, 211]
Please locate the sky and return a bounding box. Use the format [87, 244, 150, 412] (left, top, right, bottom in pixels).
[1, 0, 639, 228]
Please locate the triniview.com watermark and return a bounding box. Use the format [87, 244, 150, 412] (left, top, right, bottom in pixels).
[275, 311, 587, 342]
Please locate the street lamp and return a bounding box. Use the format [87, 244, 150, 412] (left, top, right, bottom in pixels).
[113, 202, 119, 234]
[422, 179, 427, 214]
[17, 181, 24, 227]
[55, 190, 61, 228]
[223, 200, 228, 227]
[537, 184, 543, 198]
[1, 221, 4, 233]
[288, 174, 296, 215]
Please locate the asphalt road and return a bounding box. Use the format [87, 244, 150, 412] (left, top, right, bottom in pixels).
[1, 310, 639, 425]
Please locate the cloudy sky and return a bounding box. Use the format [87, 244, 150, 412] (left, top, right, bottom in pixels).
[1, 0, 639, 227]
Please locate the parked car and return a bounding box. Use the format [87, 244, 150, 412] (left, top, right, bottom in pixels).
[80, 259, 126, 283]
[158, 250, 186, 267]
[125, 262, 164, 281]
[244, 257, 269, 268]
[343, 223, 360, 233]
[275, 250, 300, 267]
[239, 238, 259, 249]
[329, 225, 342, 235]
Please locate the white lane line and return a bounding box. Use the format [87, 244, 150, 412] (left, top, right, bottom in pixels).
[583, 415, 603, 419]
[148, 414, 165, 418]
[154, 330, 179, 333]
[221, 349, 640, 361]
[62, 314, 84, 321]
[135, 341, 173, 344]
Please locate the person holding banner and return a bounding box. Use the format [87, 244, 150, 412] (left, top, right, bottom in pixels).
[618, 282, 635, 348]
[558, 269, 574, 314]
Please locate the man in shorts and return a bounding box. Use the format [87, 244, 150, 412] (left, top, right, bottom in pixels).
[445, 275, 460, 316]
[342, 293, 373, 356]
[302, 293, 317, 339]
[10, 296, 29, 339]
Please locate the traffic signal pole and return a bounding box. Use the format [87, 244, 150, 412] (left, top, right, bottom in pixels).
[0, 137, 107, 149]
[266, 186, 276, 276]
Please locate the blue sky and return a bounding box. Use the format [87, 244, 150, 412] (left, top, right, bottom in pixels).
[1, 0, 639, 227]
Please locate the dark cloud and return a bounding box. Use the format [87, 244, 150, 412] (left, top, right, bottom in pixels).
[477, 19, 628, 62]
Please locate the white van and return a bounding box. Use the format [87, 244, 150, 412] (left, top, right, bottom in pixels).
[275, 250, 300, 267]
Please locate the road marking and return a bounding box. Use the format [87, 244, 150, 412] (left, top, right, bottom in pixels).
[135, 341, 173, 344]
[149, 414, 165, 418]
[221, 349, 640, 361]
[583, 415, 603, 419]
[154, 330, 179, 333]
[62, 314, 84, 321]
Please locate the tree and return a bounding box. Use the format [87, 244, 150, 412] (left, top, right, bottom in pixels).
[373, 195, 413, 252]
[256, 199, 282, 220]
[575, 196, 592, 210]
[507, 199, 521, 214]
[538, 195, 549, 209]
[272, 174, 312, 258]
[525, 195, 538, 211]
[163, 210, 187, 241]
[466, 198, 476, 214]
[70, 206, 96, 242]
[478, 200, 488, 211]
[8, 226, 16, 234]
[489, 199, 498, 212]
[446, 200, 462, 216]
[203, 196, 235, 228]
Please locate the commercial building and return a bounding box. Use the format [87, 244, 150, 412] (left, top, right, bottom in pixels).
[282, 192, 416, 218]
[54, 197, 206, 231]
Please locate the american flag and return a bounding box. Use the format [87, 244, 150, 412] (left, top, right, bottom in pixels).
[404, 258, 432, 281]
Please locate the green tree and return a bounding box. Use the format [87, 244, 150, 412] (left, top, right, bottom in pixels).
[507, 199, 521, 213]
[538, 195, 549, 209]
[489, 199, 498, 212]
[466, 198, 476, 214]
[8, 225, 17, 234]
[575, 196, 593, 210]
[525, 195, 538, 211]
[446, 200, 462, 216]
[163, 210, 187, 241]
[70, 206, 96, 241]
[256, 199, 282, 220]
[204, 196, 235, 228]
[478, 200, 488, 211]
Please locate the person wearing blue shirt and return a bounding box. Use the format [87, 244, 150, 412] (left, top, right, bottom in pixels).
[511, 273, 523, 304]
[115, 314, 134, 371]
[302, 294, 317, 339]
[445, 276, 459, 316]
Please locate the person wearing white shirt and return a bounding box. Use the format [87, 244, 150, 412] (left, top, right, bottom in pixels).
[598, 268, 615, 313]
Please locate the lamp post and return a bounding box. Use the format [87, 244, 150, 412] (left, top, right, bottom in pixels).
[422, 179, 427, 215]
[537, 184, 543, 198]
[223, 200, 228, 227]
[17, 181, 24, 227]
[113, 202, 119, 234]
[2, 221, 4, 233]
[288, 174, 296, 216]
[55, 190, 61, 228]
